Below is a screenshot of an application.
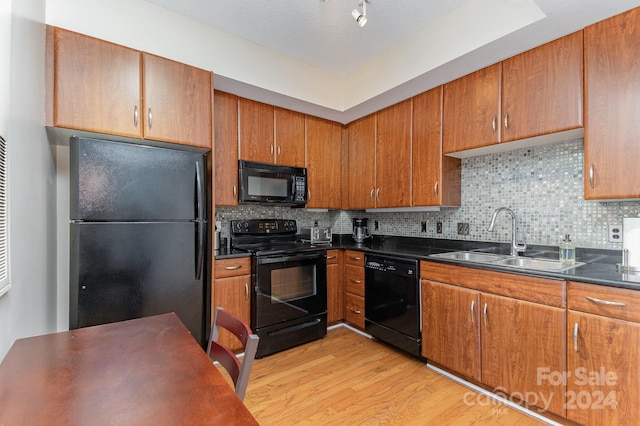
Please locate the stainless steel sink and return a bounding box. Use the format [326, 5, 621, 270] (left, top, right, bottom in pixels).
[492, 256, 584, 272]
[429, 251, 505, 263]
[428, 250, 584, 273]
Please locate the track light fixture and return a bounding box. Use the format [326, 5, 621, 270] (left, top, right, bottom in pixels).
[351, 0, 369, 28]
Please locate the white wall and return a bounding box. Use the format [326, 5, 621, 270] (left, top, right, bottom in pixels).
[0, 0, 55, 360]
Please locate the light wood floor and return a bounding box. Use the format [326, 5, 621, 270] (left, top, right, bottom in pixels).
[225, 326, 549, 425]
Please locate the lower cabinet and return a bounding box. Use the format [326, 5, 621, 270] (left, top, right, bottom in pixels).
[213, 257, 251, 352]
[421, 261, 566, 417]
[327, 249, 344, 324]
[344, 250, 365, 330]
[566, 281, 640, 425]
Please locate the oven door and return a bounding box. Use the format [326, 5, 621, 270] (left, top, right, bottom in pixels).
[253, 250, 327, 329]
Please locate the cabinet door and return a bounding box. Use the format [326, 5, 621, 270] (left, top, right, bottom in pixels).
[567, 310, 640, 425]
[502, 31, 583, 142]
[326, 250, 344, 324]
[143, 53, 212, 148]
[481, 293, 566, 416]
[584, 7, 640, 199]
[412, 87, 461, 207]
[238, 98, 274, 163]
[443, 63, 501, 153]
[306, 116, 343, 209]
[214, 91, 239, 206]
[376, 99, 412, 207]
[213, 275, 251, 352]
[346, 115, 376, 209]
[422, 280, 481, 382]
[51, 27, 142, 138]
[274, 107, 305, 167]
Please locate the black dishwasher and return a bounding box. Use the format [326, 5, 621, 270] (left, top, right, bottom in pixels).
[364, 254, 421, 357]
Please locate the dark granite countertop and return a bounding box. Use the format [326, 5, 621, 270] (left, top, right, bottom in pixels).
[215, 234, 640, 291]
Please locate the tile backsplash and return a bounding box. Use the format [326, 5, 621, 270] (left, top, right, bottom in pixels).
[216, 138, 640, 250]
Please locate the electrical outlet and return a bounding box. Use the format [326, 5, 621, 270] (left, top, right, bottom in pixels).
[436, 222, 443, 234]
[608, 224, 623, 243]
[421, 221, 427, 232]
[457, 222, 470, 236]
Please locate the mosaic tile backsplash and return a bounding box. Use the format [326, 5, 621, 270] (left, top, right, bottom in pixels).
[216, 138, 640, 250]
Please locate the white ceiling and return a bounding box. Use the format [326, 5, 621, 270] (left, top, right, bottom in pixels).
[142, 0, 640, 123]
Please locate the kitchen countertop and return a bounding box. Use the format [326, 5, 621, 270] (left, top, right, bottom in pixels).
[215, 234, 639, 291]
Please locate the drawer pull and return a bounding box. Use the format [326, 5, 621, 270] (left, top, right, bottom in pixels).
[327, 256, 337, 259]
[350, 279, 362, 284]
[573, 323, 579, 352]
[350, 308, 361, 314]
[470, 300, 475, 325]
[223, 265, 242, 270]
[585, 296, 626, 307]
[349, 256, 362, 261]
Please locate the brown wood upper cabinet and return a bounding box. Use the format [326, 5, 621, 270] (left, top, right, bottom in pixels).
[305, 116, 343, 209]
[238, 98, 304, 167]
[214, 91, 239, 206]
[47, 27, 212, 149]
[584, 7, 640, 200]
[412, 87, 461, 207]
[345, 100, 413, 209]
[443, 31, 583, 154]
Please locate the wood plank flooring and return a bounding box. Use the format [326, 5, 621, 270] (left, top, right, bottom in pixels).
[222, 327, 549, 425]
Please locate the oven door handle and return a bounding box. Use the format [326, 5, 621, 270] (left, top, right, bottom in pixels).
[257, 252, 325, 264]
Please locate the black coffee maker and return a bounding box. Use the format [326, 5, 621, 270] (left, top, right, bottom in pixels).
[352, 218, 371, 243]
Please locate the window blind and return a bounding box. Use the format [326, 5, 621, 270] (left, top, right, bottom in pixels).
[0, 134, 8, 296]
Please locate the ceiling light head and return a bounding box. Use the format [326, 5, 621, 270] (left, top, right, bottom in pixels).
[352, 0, 368, 27]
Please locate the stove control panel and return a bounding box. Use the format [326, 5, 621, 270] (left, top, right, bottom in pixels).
[231, 219, 297, 235]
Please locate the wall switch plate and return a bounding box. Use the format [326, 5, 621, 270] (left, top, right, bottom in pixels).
[457, 222, 470, 235]
[608, 224, 623, 243]
[436, 222, 443, 234]
[421, 221, 427, 232]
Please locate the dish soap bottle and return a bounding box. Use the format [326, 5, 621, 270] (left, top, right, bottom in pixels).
[559, 234, 576, 265]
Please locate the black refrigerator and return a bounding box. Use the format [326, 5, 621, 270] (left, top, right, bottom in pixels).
[69, 136, 209, 347]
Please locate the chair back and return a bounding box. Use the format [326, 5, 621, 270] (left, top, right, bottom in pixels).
[207, 307, 259, 401]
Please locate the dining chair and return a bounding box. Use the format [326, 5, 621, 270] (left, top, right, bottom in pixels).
[207, 307, 260, 401]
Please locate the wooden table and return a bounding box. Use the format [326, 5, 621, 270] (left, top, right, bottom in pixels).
[0, 313, 258, 425]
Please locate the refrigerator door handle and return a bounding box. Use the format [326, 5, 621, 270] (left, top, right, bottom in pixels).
[195, 161, 205, 280]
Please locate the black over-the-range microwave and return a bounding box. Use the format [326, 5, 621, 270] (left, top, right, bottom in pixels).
[238, 160, 308, 206]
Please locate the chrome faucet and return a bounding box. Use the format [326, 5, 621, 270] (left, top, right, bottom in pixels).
[487, 207, 527, 256]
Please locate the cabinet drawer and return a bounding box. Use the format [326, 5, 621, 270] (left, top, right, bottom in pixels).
[568, 281, 640, 323]
[345, 293, 365, 330]
[326, 249, 340, 265]
[345, 265, 364, 297]
[214, 257, 251, 279]
[345, 250, 364, 267]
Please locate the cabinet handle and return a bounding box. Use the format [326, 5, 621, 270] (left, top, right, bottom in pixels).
[277, 145, 281, 157]
[270, 144, 274, 157]
[133, 105, 139, 127]
[434, 181, 439, 197]
[370, 188, 374, 202]
[245, 282, 249, 301]
[349, 256, 362, 261]
[350, 279, 362, 284]
[585, 296, 626, 307]
[350, 307, 361, 315]
[376, 188, 380, 202]
[483, 303, 488, 327]
[470, 300, 475, 325]
[148, 108, 153, 129]
[573, 323, 579, 352]
[492, 115, 497, 133]
[503, 112, 509, 130]
[223, 265, 242, 270]
[307, 188, 311, 201]
[589, 164, 595, 189]
[327, 256, 337, 259]
[233, 185, 237, 200]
